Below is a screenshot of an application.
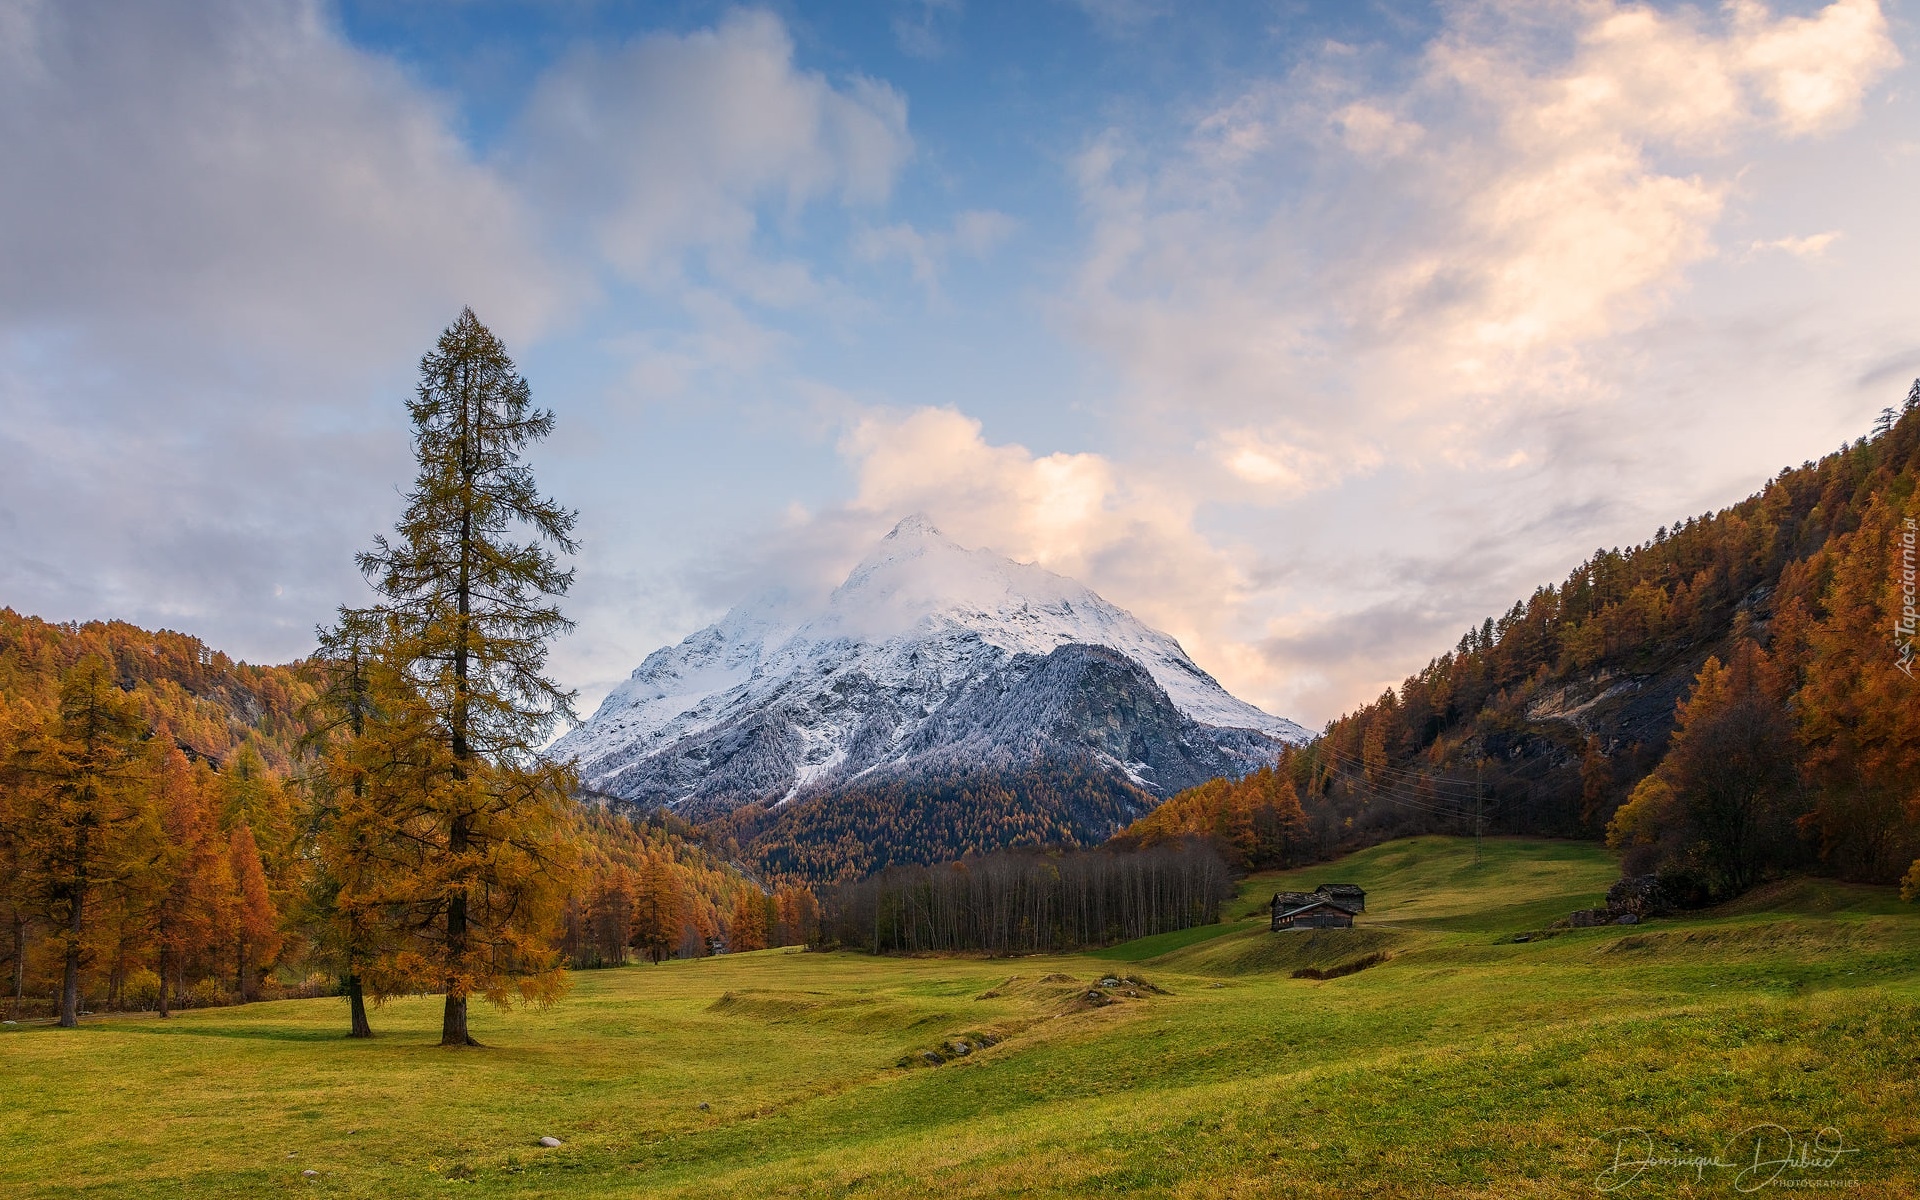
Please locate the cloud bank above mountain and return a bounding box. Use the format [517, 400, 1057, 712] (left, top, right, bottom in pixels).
[1, 0, 1914, 730]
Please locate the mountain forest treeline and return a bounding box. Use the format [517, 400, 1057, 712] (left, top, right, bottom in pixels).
[1126, 384, 1920, 905]
[823, 839, 1231, 955]
[716, 758, 1154, 887]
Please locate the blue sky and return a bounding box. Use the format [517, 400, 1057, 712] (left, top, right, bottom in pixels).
[2, 0, 1916, 729]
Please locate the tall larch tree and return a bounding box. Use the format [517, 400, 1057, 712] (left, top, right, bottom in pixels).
[227, 822, 281, 1001]
[1, 697, 32, 1019]
[301, 609, 402, 1038]
[6, 656, 149, 1027]
[630, 854, 683, 964]
[356, 308, 581, 1047]
[729, 889, 768, 952]
[146, 737, 222, 1018]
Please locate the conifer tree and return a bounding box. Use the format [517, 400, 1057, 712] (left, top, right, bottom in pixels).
[227, 823, 280, 1001]
[0, 700, 31, 1019]
[146, 739, 222, 1019]
[355, 308, 580, 1046]
[630, 855, 683, 964]
[301, 608, 399, 1037]
[6, 656, 148, 1026]
[728, 889, 767, 952]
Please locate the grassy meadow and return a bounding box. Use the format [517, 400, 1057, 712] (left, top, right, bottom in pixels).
[4, 836, 1917, 1198]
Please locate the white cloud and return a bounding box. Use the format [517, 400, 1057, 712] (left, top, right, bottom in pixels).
[855, 210, 1019, 292]
[1057, 0, 1903, 722]
[0, 2, 921, 670]
[1732, 0, 1901, 134]
[820, 405, 1290, 711]
[0, 0, 564, 352]
[892, 0, 965, 59]
[1216, 429, 1380, 496]
[0, 0, 572, 657]
[1751, 231, 1841, 258]
[515, 10, 912, 286]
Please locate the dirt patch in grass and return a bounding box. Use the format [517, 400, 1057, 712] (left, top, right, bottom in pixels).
[1292, 951, 1393, 981]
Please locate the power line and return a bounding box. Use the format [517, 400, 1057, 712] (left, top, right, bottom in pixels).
[1310, 742, 1485, 798]
[1314, 742, 1482, 792]
[1317, 763, 1474, 820]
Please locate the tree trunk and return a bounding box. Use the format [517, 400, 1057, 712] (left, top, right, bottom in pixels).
[440, 814, 479, 1047]
[156, 945, 171, 1019]
[347, 973, 371, 1038]
[9, 914, 25, 1020]
[59, 888, 83, 1028]
[236, 938, 246, 1003]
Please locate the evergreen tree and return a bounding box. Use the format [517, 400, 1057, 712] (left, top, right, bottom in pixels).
[355, 308, 580, 1046]
[5, 656, 148, 1026]
[301, 609, 396, 1037]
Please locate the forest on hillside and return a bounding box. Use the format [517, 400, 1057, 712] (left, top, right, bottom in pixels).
[1124, 384, 1920, 906]
[715, 757, 1155, 887]
[0, 611, 811, 1021]
[0, 314, 820, 1029]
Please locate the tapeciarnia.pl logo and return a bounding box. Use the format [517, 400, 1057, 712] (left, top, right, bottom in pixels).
[1898, 516, 1917, 678]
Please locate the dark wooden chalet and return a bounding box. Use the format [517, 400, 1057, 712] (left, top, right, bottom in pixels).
[1270, 899, 1354, 930]
[1269, 882, 1366, 931]
[1315, 883, 1366, 913]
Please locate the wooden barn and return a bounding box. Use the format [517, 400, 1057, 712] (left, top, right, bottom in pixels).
[1315, 883, 1366, 913]
[1270, 883, 1367, 931]
[1270, 899, 1355, 930]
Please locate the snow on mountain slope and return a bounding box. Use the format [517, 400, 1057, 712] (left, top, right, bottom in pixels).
[552, 515, 1309, 815]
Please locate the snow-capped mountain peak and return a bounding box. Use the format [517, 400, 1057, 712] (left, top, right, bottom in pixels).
[551, 518, 1308, 818]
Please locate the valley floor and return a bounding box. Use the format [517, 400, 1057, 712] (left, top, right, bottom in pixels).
[4, 837, 1917, 1198]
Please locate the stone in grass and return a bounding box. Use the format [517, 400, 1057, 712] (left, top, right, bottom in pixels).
[302, 1170, 318, 1178]
[1098, 977, 1121, 988]
[538, 1136, 563, 1148]
[698, 1102, 710, 1111]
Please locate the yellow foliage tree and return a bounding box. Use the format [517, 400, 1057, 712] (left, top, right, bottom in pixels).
[5, 656, 149, 1026]
[353, 309, 580, 1046]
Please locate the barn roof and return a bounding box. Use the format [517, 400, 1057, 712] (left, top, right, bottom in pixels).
[1274, 899, 1353, 919]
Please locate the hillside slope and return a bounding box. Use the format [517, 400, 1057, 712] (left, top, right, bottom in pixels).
[1284, 385, 1920, 893]
[0, 608, 314, 768]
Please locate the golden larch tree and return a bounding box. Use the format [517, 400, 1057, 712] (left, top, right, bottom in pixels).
[6, 656, 149, 1027]
[354, 308, 581, 1046]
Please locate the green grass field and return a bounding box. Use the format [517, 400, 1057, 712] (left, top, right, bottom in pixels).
[6, 836, 1917, 1198]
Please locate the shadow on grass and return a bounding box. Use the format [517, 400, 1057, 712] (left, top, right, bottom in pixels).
[114, 1021, 359, 1043]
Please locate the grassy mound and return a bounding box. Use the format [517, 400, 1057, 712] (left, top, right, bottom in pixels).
[1148, 924, 1405, 977]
